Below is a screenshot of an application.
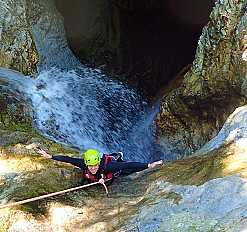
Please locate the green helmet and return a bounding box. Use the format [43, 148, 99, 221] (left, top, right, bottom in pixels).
[84, 149, 101, 165]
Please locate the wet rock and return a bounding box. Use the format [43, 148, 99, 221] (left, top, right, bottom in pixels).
[0, 93, 34, 132]
[27, 0, 81, 72]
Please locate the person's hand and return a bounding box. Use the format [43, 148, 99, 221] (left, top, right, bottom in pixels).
[148, 160, 163, 169]
[37, 149, 52, 159]
[99, 178, 105, 185]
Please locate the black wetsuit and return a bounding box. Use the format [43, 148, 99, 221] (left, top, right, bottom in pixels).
[52, 155, 148, 181]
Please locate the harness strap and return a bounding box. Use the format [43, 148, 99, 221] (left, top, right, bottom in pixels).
[104, 155, 112, 164]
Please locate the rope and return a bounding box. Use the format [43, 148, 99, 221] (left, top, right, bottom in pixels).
[102, 182, 109, 196]
[0, 181, 109, 210]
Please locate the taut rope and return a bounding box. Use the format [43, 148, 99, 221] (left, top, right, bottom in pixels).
[0, 181, 109, 210]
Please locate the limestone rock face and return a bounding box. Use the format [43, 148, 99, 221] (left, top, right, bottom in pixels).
[155, 0, 247, 159]
[0, 0, 38, 76]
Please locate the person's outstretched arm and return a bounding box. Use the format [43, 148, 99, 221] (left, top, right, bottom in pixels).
[38, 149, 86, 169]
[105, 160, 163, 173]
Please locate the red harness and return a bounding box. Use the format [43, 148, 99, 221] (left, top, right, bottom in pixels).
[83, 155, 114, 181]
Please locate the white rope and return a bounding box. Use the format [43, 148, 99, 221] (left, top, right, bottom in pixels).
[0, 181, 108, 210]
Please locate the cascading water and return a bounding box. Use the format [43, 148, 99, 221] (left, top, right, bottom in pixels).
[0, 0, 165, 163]
[0, 67, 162, 163]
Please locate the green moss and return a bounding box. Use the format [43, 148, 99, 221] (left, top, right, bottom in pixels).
[18, 201, 49, 217]
[143, 141, 247, 187]
[0, 128, 84, 219]
[1, 165, 82, 217]
[0, 94, 34, 132]
[164, 191, 182, 205]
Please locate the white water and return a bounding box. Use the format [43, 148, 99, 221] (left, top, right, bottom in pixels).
[0, 67, 161, 162]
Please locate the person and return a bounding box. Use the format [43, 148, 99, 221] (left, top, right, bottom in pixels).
[38, 149, 163, 186]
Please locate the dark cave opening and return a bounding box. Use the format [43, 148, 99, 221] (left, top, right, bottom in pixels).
[54, 0, 214, 96]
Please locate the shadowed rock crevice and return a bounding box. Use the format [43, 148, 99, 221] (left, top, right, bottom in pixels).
[155, 0, 247, 159]
[53, 0, 214, 96]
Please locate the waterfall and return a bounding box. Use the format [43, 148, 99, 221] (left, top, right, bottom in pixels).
[0, 0, 165, 162]
[0, 67, 162, 162]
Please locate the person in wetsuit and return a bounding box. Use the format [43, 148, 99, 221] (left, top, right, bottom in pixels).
[38, 149, 163, 185]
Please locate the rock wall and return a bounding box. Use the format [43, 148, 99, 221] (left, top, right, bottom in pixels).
[0, 0, 38, 76]
[155, 0, 247, 159]
[0, 0, 81, 76]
